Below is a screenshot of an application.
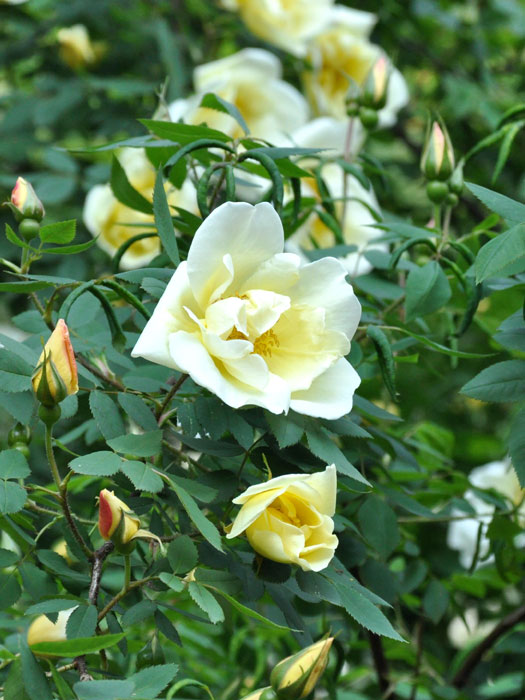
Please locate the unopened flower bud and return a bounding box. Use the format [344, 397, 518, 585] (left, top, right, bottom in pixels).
[426, 181, 449, 204]
[421, 121, 454, 181]
[244, 689, 278, 700]
[27, 608, 76, 652]
[345, 79, 361, 117]
[362, 55, 390, 110]
[8, 423, 31, 447]
[358, 106, 379, 130]
[6, 177, 45, 223]
[270, 638, 334, 700]
[32, 320, 78, 407]
[449, 162, 464, 195]
[98, 489, 161, 553]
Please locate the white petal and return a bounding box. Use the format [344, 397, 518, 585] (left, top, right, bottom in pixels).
[378, 67, 410, 128]
[241, 253, 301, 295]
[194, 48, 283, 90]
[289, 257, 362, 340]
[290, 117, 365, 158]
[290, 358, 361, 418]
[330, 5, 377, 37]
[187, 202, 284, 308]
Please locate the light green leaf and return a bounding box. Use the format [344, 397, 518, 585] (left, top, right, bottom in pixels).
[69, 451, 122, 477]
[475, 223, 525, 282]
[461, 360, 525, 402]
[120, 460, 164, 493]
[467, 183, 525, 222]
[128, 664, 179, 699]
[188, 581, 224, 624]
[73, 680, 135, 700]
[65, 604, 97, 639]
[39, 220, 76, 244]
[0, 449, 30, 479]
[0, 481, 27, 514]
[108, 430, 163, 457]
[405, 261, 451, 321]
[30, 633, 125, 657]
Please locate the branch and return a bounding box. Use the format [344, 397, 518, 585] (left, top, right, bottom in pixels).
[452, 604, 525, 688]
[97, 575, 158, 623]
[156, 373, 188, 422]
[368, 632, 398, 699]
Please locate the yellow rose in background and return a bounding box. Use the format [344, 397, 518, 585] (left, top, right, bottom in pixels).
[219, 0, 334, 57]
[56, 25, 103, 70]
[169, 48, 309, 143]
[304, 6, 409, 128]
[132, 202, 362, 418]
[226, 465, 338, 572]
[27, 608, 75, 648]
[83, 148, 197, 270]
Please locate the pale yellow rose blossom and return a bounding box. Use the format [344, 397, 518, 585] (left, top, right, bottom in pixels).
[227, 465, 338, 572]
[83, 148, 197, 270]
[219, 0, 334, 57]
[27, 608, 76, 647]
[304, 6, 409, 128]
[447, 459, 525, 569]
[57, 25, 98, 70]
[168, 48, 309, 143]
[132, 201, 361, 417]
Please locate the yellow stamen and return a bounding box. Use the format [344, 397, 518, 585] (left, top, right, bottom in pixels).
[253, 329, 280, 357]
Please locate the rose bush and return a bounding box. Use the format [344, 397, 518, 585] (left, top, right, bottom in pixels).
[227, 465, 338, 572]
[132, 201, 361, 417]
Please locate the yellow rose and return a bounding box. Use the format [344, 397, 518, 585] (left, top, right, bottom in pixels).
[57, 25, 97, 70]
[132, 202, 361, 418]
[168, 49, 309, 143]
[32, 319, 78, 406]
[83, 148, 197, 270]
[304, 6, 408, 127]
[219, 0, 334, 57]
[27, 608, 75, 648]
[226, 465, 338, 572]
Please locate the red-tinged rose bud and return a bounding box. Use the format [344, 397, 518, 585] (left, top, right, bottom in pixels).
[6, 177, 45, 222]
[362, 55, 390, 110]
[421, 121, 454, 181]
[98, 489, 161, 554]
[270, 638, 334, 700]
[32, 320, 78, 407]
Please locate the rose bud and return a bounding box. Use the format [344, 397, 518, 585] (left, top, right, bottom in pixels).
[27, 608, 76, 649]
[243, 688, 278, 700]
[361, 55, 390, 110]
[32, 319, 78, 407]
[421, 121, 454, 182]
[98, 489, 161, 553]
[6, 177, 45, 223]
[270, 638, 334, 700]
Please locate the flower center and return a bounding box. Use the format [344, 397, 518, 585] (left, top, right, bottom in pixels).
[253, 329, 280, 357]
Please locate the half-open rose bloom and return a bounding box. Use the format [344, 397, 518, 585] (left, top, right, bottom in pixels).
[219, 0, 334, 57]
[132, 201, 361, 417]
[226, 465, 338, 572]
[83, 148, 197, 270]
[447, 459, 525, 569]
[304, 6, 409, 128]
[169, 49, 309, 143]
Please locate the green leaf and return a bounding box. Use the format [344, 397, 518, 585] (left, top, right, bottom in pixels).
[0, 481, 27, 514]
[4, 660, 31, 700]
[73, 680, 135, 700]
[120, 460, 164, 493]
[467, 183, 525, 222]
[492, 121, 525, 184]
[209, 587, 292, 630]
[154, 609, 182, 646]
[118, 393, 158, 431]
[69, 451, 122, 477]
[474, 223, 525, 283]
[46, 660, 75, 700]
[367, 326, 397, 401]
[0, 281, 53, 292]
[461, 360, 525, 402]
[159, 572, 185, 593]
[306, 427, 371, 486]
[509, 408, 525, 487]
[128, 664, 179, 699]
[121, 600, 157, 626]
[266, 412, 304, 448]
[89, 391, 126, 441]
[0, 573, 22, 608]
[37, 551, 89, 583]
[66, 604, 97, 639]
[422, 580, 449, 624]
[140, 119, 231, 144]
[43, 238, 98, 255]
[174, 431, 244, 457]
[170, 478, 223, 551]
[358, 496, 400, 559]
[110, 155, 153, 214]
[39, 220, 76, 244]
[26, 599, 80, 616]
[108, 430, 163, 457]
[20, 642, 53, 700]
[405, 261, 451, 321]
[0, 449, 30, 479]
[30, 633, 125, 657]
[0, 548, 18, 567]
[167, 535, 198, 574]
[5, 223, 32, 249]
[188, 581, 224, 624]
[153, 169, 179, 266]
[200, 92, 249, 135]
[334, 578, 404, 641]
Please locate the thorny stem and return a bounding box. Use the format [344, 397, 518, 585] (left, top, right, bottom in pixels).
[156, 373, 189, 422]
[123, 554, 132, 591]
[44, 423, 93, 561]
[452, 604, 525, 688]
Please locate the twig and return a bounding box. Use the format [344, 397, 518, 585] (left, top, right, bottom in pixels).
[97, 576, 158, 623]
[368, 632, 398, 699]
[76, 354, 126, 392]
[409, 620, 424, 700]
[74, 656, 93, 682]
[452, 604, 525, 688]
[156, 373, 188, 422]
